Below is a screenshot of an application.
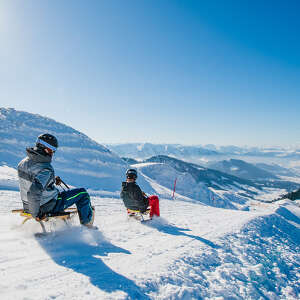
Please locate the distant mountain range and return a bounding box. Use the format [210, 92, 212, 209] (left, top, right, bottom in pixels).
[207, 159, 278, 181]
[107, 142, 300, 164]
[254, 162, 299, 178]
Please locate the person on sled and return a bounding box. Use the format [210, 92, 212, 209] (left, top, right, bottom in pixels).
[17, 133, 95, 228]
[120, 169, 160, 218]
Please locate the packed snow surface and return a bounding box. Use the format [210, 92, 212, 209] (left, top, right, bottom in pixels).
[1, 189, 299, 300]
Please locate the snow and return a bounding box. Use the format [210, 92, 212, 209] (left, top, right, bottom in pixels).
[1, 108, 300, 299]
[0, 188, 299, 299]
[0, 165, 19, 190]
[133, 160, 252, 210]
[279, 176, 300, 184]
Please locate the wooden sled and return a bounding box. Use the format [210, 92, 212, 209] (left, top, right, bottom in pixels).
[12, 208, 78, 233]
[127, 208, 152, 222]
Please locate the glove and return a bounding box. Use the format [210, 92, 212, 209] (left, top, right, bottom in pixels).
[55, 176, 62, 186]
[35, 213, 47, 221]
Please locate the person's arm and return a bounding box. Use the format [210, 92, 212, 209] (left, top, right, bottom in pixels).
[28, 168, 52, 218]
[120, 182, 127, 199]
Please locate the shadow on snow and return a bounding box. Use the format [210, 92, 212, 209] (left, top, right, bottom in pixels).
[144, 218, 221, 249]
[36, 226, 150, 299]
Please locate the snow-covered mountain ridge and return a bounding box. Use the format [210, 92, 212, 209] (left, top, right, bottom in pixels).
[2, 108, 299, 211]
[208, 158, 278, 181]
[0, 108, 152, 192]
[0, 108, 257, 209]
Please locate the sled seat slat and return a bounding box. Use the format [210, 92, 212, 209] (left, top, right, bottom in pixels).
[127, 208, 150, 214]
[127, 208, 152, 222]
[12, 208, 79, 233]
[12, 208, 78, 223]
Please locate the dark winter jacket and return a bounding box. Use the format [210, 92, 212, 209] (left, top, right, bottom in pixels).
[18, 147, 59, 218]
[120, 181, 149, 213]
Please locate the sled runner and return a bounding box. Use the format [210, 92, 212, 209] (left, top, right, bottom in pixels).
[126, 195, 160, 222]
[12, 207, 78, 233]
[127, 208, 152, 222]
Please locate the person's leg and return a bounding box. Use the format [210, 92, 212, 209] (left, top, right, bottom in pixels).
[52, 188, 93, 224]
[149, 195, 160, 217]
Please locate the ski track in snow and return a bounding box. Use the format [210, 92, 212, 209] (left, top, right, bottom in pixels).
[0, 190, 299, 300]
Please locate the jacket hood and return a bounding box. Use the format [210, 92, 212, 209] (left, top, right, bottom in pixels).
[26, 147, 52, 163]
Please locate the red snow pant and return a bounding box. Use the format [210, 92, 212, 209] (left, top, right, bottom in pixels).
[148, 195, 160, 218]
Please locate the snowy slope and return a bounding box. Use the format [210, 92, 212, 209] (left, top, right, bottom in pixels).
[132, 162, 250, 210]
[1, 189, 299, 300]
[131, 156, 300, 208]
[0, 108, 152, 193]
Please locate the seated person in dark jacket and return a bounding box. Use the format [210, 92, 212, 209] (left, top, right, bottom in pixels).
[120, 169, 149, 213]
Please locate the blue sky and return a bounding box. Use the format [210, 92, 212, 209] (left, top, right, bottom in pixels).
[1, 0, 299, 147]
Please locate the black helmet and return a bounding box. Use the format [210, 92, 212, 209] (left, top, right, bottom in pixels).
[36, 133, 58, 152]
[126, 168, 137, 179]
